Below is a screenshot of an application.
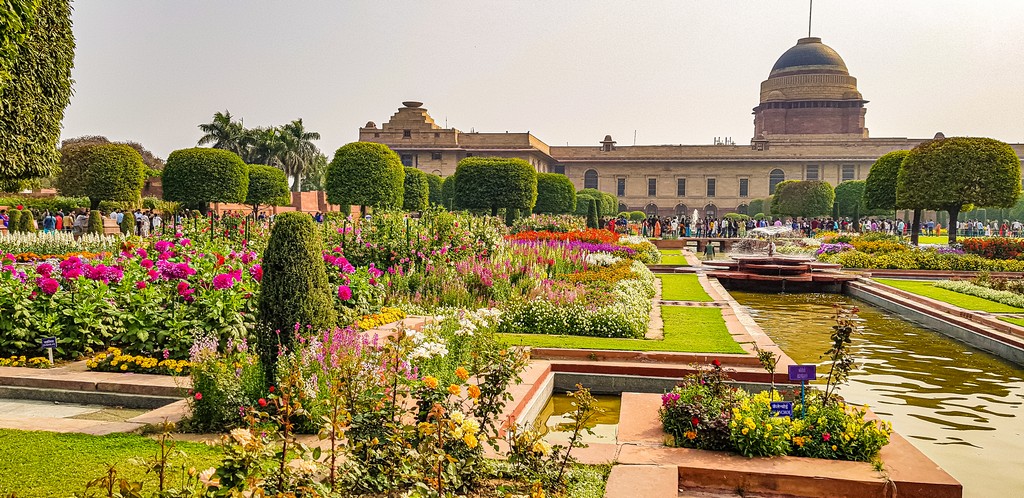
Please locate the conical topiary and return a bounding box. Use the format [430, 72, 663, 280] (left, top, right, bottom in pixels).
[19, 209, 35, 232]
[6, 209, 21, 233]
[120, 212, 135, 235]
[87, 210, 104, 234]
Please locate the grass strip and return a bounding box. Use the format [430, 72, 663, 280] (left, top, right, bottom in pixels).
[500, 306, 744, 353]
[0, 429, 222, 497]
[873, 278, 1024, 313]
[659, 274, 712, 301]
[998, 316, 1024, 328]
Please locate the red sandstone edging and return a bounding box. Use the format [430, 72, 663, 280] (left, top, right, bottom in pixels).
[864, 269, 1024, 280]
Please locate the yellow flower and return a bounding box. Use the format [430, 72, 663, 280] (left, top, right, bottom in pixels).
[422, 376, 438, 389]
[531, 440, 552, 456]
[448, 384, 461, 396]
[793, 436, 805, 447]
[831, 445, 838, 451]
[741, 428, 749, 435]
[462, 433, 478, 449]
[468, 385, 481, 399]
[455, 366, 469, 381]
[766, 424, 773, 432]
[729, 421, 737, 428]
[120, 364, 128, 371]
[684, 431, 697, 441]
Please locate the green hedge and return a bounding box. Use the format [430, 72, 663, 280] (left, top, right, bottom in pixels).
[440, 176, 456, 209]
[864, 150, 907, 212]
[629, 211, 646, 221]
[120, 211, 134, 235]
[18, 208, 34, 232]
[325, 142, 404, 209]
[6, 209, 20, 232]
[533, 173, 576, 214]
[245, 164, 290, 213]
[87, 210, 103, 234]
[451, 157, 537, 216]
[425, 173, 443, 206]
[0, 195, 88, 213]
[402, 167, 429, 212]
[163, 148, 249, 208]
[575, 188, 616, 218]
[771, 180, 834, 218]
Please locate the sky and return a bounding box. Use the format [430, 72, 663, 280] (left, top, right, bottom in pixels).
[61, 0, 1024, 159]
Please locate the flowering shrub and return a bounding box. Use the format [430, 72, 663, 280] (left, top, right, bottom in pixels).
[660, 361, 743, 451]
[353, 306, 406, 330]
[850, 239, 909, 254]
[819, 248, 1024, 271]
[729, 391, 794, 457]
[507, 228, 619, 245]
[815, 242, 854, 256]
[510, 213, 587, 234]
[791, 391, 892, 461]
[87, 347, 190, 375]
[182, 335, 265, 432]
[0, 355, 51, 368]
[934, 279, 1024, 308]
[961, 237, 1024, 260]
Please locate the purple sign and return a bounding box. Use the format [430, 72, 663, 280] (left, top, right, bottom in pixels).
[788, 364, 816, 382]
[770, 401, 793, 417]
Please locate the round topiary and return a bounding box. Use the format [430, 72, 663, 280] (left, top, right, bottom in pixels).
[451, 157, 537, 216]
[629, 211, 646, 222]
[425, 173, 443, 206]
[402, 167, 429, 212]
[325, 142, 404, 211]
[18, 208, 34, 232]
[6, 209, 20, 232]
[257, 211, 336, 381]
[87, 210, 104, 234]
[74, 144, 146, 210]
[534, 173, 576, 214]
[163, 148, 249, 212]
[245, 164, 291, 215]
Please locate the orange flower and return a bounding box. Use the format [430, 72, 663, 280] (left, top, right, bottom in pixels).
[448, 384, 461, 396]
[455, 367, 469, 381]
[468, 385, 481, 399]
[422, 376, 438, 389]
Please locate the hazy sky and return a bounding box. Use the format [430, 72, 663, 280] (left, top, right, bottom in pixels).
[62, 1, 1024, 159]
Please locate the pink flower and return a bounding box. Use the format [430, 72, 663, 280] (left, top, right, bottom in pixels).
[179, 238, 191, 247]
[38, 277, 59, 295]
[36, 263, 53, 277]
[136, 248, 148, 258]
[140, 259, 154, 269]
[62, 266, 82, 279]
[822, 432, 831, 441]
[337, 285, 352, 301]
[135, 281, 147, 290]
[194, 392, 202, 400]
[258, 398, 268, 407]
[249, 264, 262, 282]
[154, 240, 172, 253]
[212, 273, 234, 290]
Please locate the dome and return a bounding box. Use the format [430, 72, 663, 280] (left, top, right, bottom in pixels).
[769, 37, 848, 76]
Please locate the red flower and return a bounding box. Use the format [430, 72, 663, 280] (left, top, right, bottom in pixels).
[691, 417, 700, 426]
[268, 386, 275, 393]
[258, 398, 268, 407]
[194, 392, 203, 400]
[822, 432, 831, 441]
[712, 358, 721, 367]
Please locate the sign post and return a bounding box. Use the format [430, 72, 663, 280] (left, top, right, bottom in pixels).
[40, 337, 57, 365]
[788, 364, 817, 418]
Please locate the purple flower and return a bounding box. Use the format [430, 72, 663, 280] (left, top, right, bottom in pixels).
[38, 277, 60, 296]
[105, 266, 124, 284]
[337, 285, 352, 301]
[212, 273, 235, 290]
[154, 240, 172, 253]
[249, 264, 263, 282]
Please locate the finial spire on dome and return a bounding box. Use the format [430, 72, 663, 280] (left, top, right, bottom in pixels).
[808, 0, 813, 38]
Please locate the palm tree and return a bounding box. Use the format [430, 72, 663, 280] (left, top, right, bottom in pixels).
[197, 111, 246, 155]
[244, 126, 287, 166]
[279, 119, 321, 192]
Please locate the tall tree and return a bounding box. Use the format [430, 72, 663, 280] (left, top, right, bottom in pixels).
[864, 150, 908, 215]
[898, 137, 1021, 244]
[197, 111, 247, 155]
[300, 152, 328, 192]
[279, 119, 321, 192]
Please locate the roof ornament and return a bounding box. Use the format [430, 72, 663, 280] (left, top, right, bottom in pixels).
[808, 0, 814, 38]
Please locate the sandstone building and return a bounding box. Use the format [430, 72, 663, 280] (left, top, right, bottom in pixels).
[361, 37, 1023, 218]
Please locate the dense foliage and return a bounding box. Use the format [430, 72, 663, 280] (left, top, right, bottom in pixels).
[864, 150, 907, 213]
[325, 142, 404, 210]
[65, 144, 147, 209]
[163, 148, 250, 210]
[833, 180, 865, 218]
[244, 164, 290, 214]
[402, 166, 429, 212]
[575, 188, 616, 218]
[0, 0, 74, 184]
[534, 173, 577, 214]
[451, 157, 538, 216]
[424, 172, 443, 206]
[771, 180, 835, 218]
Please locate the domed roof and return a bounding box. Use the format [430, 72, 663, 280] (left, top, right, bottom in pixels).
[770, 37, 848, 76]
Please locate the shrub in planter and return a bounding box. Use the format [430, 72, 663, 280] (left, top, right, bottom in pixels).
[257, 211, 335, 380]
[660, 362, 745, 451]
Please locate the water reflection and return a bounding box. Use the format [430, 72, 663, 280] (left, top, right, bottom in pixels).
[731, 291, 1024, 498]
[539, 394, 620, 446]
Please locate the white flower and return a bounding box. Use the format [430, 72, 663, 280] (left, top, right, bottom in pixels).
[198, 467, 219, 487]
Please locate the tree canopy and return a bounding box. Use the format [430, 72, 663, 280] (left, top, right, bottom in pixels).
[402, 167, 429, 212]
[898, 137, 1021, 243]
[575, 188, 616, 218]
[533, 173, 577, 214]
[72, 144, 146, 210]
[325, 142, 404, 210]
[833, 180, 866, 218]
[771, 180, 835, 218]
[0, 0, 74, 185]
[864, 150, 908, 212]
[245, 164, 291, 215]
[163, 148, 250, 211]
[425, 173, 443, 206]
[450, 157, 537, 216]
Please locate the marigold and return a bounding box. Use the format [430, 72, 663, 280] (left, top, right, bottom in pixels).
[462, 433, 478, 449]
[422, 376, 439, 389]
[455, 366, 469, 381]
[467, 385, 481, 399]
[448, 384, 461, 396]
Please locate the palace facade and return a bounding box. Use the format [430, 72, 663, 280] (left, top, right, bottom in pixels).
[360, 37, 1024, 218]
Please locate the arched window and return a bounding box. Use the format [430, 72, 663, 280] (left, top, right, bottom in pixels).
[675, 204, 688, 216]
[618, 203, 628, 213]
[644, 203, 660, 216]
[431, 169, 442, 175]
[584, 169, 599, 190]
[704, 204, 718, 218]
[769, 169, 786, 194]
[737, 204, 749, 215]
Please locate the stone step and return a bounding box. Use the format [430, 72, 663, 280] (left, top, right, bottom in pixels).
[0, 385, 180, 410]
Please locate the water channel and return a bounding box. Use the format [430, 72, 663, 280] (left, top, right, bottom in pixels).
[731, 291, 1024, 498]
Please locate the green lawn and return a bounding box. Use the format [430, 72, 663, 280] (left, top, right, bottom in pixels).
[500, 306, 744, 353]
[657, 250, 690, 266]
[659, 274, 712, 301]
[999, 316, 1024, 328]
[0, 429, 223, 497]
[874, 278, 1024, 313]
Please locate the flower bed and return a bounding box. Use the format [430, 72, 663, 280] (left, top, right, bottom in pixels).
[0, 355, 51, 368]
[819, 248, 1024, 271]
[961, 237, 1024, 260]
[87, 347, 190, 375]
[353, 306, 406, 330]
[934, 279, 1024, 308]
[0, 231, 123, 256]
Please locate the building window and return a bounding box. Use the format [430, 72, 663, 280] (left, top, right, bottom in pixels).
[403, 129, 411, 138]
[400, 154, 413, 167]
[677, 178, 686, 197]
[434, 132, 440, 138]
[645, 203, 659, 216]
[706, 178, 716, 197]
[769, 168, 785, 194]
[675, 203, 688, 216]
[374, 132, 380, 138]
[648, 178, 657, 197]
[466, 153, 473, 157]
[584, 169, 598, 189]
[616, 178, 626, 197]
[842, 164, 855, 182]
[738, 204, 749, 215]
[431, 152, 442, 161]
[806, 164, 819, 180]
[552, 164, 565, 175]
[739, 178, 749, 197]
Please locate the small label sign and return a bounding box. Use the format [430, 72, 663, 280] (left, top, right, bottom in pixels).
[788, 364, 816, 382]
[40, 337, 56, 349]
[770, 401, 793, 418]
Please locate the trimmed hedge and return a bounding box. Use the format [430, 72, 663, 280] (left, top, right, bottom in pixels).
[402, 167, 429, 212]
[163, 148, 249, 208]
[87, 210, 104, 234]
[0, 195, 87, 214]
[325, 142, 404, 210]
[771, 180, 834, 218]
[0, 0, 74, 183]
[18, 208, 34, 232]
[76, 144, 146, 209]
[257, 211, 336, 379]
[865, 150, 907, 212]
[629, 211, 646, 221]
[245, 164, 291, 213]
[425, 173, 443, 206]
[6, 209, 20, 232]
[440, 176, 456, 209]
[834, 180, 866, 218]
[574, 189, 616, 218]
[451, 157, 537, 216]
[120, 211, 135, 235]
[586, 199, 599, 228]
[533, 173, 577, 214]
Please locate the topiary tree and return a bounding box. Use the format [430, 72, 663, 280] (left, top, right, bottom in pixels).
[120, 211, 135, 235]
[163, 148, 249, 215]
[0, 0, 74, 186]
[6, 209, 20, 232]
[834, 181, 867, 218]
[73, 144, 147, 210]
[402, 167, 429, 212]
[575, 191, 599, 216]
[576, 188, 616, 216]
[257, 211, 336, 381]
[451, 157, 537, 216]
[533, 173, 577, 214]
[771, 180, 835, 218]
[87, 210, 104, 234]
[425, 173, 443, 206]
[18, 208, 34, 232]
[898, 137, 1021, 244]
[864, 150, 908, 215]
[770, 181, 797, 217]
[587, 199, 599, 229]
[325, 142, 404, 214]
[629, 211, 645, 221]
[245, 164, 291, 217]
[440, 176, 456, 210]
[748, 199, 765, 218]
